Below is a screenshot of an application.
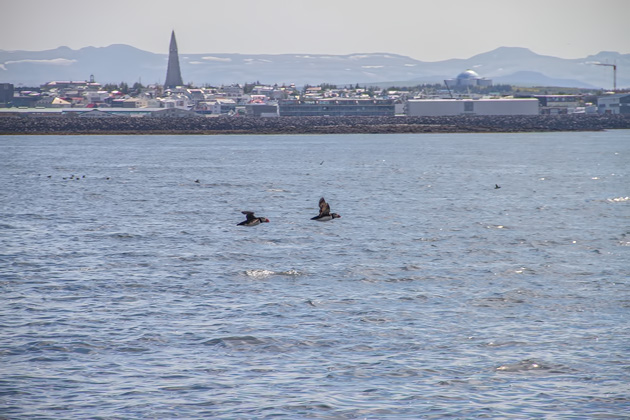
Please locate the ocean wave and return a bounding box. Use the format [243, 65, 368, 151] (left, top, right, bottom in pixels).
[108, 232, 144, 240]
[496, 359, 550, 372]
[485, 224, 508, 229]
[244, 269, 303, 278]
[202, 336, 266, 348]
[607, 196, 629, 203]
[496, 359, 573, 374]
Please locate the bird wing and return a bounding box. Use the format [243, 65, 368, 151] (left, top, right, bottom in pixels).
[241, 211, 256, 221]
[318, 198, 330, 216]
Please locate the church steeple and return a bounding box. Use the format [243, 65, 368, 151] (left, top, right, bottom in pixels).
[164, 30, 183, 89]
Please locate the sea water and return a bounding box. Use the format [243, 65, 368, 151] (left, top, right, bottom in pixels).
[1, 131, 629, 418]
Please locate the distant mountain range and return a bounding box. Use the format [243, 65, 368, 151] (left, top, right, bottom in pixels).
[0, 45, 627, 89]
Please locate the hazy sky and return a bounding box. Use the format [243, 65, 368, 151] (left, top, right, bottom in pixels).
[1, 0, 628, 61]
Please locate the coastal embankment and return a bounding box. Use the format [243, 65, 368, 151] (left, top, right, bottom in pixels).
[1, 114, 629, 135]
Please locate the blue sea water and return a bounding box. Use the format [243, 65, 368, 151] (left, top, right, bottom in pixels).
[1, 131, 629, 418]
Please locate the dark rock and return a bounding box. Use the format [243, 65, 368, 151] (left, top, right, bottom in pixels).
[1, 114, 629, 135]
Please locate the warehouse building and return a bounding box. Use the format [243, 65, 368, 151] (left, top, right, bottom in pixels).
[406, 98, 539, 116]
[598, 94, 630, 114]
[278, 98, 395, 117]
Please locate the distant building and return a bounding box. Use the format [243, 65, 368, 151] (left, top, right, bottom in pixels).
[149, 108, 199, 118]
[186, 88, 205, 104]
[50, 97, 72, 108]
[0, 83, 14, 104]
[0, 107, 200, 117]
[164, 31, 184, 89]
[162, 96, 191, 110]
[84, 90, 110, 104]
[78, 109, 117, 118]
[10, 91, 43, 107]
[406, 98, 539, 116]
[245, 103, 278, 117]
[598, 93, 630, 114]
[41, 80, 101, 97]
[212, 99, 237, 114]
[278, 98, 395, 117]
[444, 70, 492, 88]
[533, 95, 582, 114]
[220, 85, 244, 100]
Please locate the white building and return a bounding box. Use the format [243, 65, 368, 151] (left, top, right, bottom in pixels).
[162, 96, 192, 110]
[84, 90, 110, 104]
[406, 98, 539, 116]
[212, 99, 237, 114]
[220, 85, 244, 100]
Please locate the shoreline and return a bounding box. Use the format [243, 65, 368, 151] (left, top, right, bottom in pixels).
[1, 114, 630, 135]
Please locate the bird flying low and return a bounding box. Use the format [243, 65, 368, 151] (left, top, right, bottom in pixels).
[311, 197, 341, 221]
[237, 211, 270, 226]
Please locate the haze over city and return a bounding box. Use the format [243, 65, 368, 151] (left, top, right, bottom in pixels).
[1, 0, 628, 61]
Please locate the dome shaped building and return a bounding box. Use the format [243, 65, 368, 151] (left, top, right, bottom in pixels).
[445, 69, 492, 88]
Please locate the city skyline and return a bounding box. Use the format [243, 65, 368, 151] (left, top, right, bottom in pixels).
[1, 0, 628, 62]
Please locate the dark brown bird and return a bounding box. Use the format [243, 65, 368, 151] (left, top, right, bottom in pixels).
[311, 197, 341, 221]
[237, 211, 270, 226]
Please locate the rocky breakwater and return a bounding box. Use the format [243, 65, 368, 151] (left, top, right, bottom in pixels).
[1, 114, 629, 135]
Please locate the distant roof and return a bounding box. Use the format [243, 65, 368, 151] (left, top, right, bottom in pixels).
[457, 69, 481, 79]
[598, 93, 630, 99]
[52, 97, 71, 105]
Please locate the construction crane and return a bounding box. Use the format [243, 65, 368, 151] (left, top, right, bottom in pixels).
[594, 63, 617, 91]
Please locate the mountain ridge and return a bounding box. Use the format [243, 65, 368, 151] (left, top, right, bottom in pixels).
[1, 45, 627, 89]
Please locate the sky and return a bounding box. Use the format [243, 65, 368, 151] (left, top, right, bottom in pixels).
[1, 0, 629, 61]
